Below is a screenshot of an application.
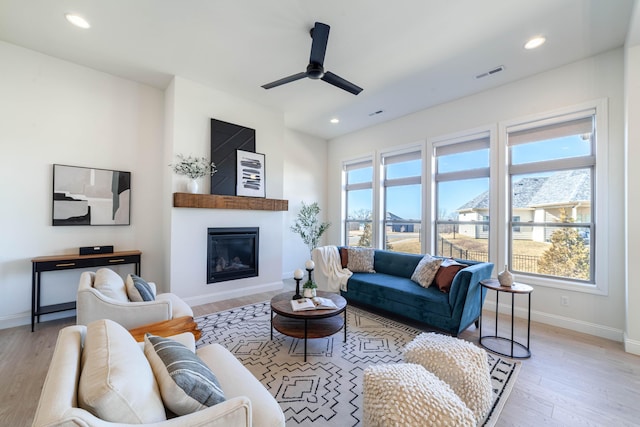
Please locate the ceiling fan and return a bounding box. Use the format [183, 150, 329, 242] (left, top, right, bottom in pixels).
[261, 22, 363, 95]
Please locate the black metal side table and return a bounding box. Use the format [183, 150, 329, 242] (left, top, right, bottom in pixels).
[479, 278, 533, 359]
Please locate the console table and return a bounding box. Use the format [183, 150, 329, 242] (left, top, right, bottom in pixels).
[31, 250, 141, 331]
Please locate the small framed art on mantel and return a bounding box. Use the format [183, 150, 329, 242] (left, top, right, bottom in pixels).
[236, 149, 265, 198]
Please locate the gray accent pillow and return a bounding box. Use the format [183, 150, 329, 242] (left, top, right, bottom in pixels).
[346, 247, 376, 273]
[144, 334, 225, 415]
[411, 254, 443, 288]
[126, 274, 155, 302]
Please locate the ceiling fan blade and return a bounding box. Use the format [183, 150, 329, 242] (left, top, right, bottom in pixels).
[321, 71, 363, 95]
[309, 22, 330, 66]
[261, 72, 307, 89]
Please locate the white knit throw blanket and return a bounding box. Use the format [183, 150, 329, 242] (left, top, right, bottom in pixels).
[312, 246, 353, 292]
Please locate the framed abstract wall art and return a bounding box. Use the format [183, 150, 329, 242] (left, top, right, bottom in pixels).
[52, 164, 131, 226]
[236, 150, 265, 198]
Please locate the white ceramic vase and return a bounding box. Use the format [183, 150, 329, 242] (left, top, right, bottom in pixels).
[498, 265, 514, 287]
[303, 288, 316, 298]
[187, 179, 199, 194]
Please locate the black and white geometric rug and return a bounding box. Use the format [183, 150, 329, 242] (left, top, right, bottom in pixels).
[196, 301, 520, 427]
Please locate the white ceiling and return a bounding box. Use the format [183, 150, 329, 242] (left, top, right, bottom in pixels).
[0, 0, 635, 139]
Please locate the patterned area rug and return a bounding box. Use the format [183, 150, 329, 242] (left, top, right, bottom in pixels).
[196, 301, 520, 427]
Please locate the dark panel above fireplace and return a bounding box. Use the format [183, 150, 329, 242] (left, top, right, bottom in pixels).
[207, 227, 259, 283]
[210, 119, 256, 196]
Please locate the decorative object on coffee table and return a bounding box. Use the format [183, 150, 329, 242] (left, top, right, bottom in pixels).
[303, 259, 317, 297]
[170, 153, 217, 194]
[293, 268, 304, 300]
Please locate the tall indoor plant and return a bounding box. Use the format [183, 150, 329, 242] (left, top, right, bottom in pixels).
[291, 201, 331, 258]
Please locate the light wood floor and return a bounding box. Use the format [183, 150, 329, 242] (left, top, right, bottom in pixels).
[2, 282, 639, 427]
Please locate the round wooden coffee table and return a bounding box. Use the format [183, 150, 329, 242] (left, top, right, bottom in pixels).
[270, 291, 347, 361]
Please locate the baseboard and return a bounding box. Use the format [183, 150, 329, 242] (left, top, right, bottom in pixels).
[182, 280, 284, 307]
[624, 333, 640, 355]
[0, 310, 76, 330]
[485, 302, 624, 343]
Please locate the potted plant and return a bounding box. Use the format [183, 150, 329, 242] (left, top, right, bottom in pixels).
[290, 201, 331, 258]
[302, 279, 317, 298]
[170, 154, 217, 193]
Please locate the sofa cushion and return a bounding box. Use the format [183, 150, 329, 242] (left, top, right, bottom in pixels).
[347, 247, 376, 273]
[373, 250, 423, 277]
[78, 319, 166, 423]
[144, 334, 226, 415]
[347, 273, 452, 318]
[126, 274, 156, 302]
[93, 268, 129, 302]
[411, 254, 443, 288]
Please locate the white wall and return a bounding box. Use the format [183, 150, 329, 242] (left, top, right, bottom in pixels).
[282, 129, 329, 277]
[624, 1, 640, 355]
[165, 77, 287, 306]
[327, 48, 627, 342]
[0, 41, 165, 328]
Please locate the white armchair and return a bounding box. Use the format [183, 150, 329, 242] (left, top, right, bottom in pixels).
[76, 269, 193, 329]
[33, 321, 286, 427]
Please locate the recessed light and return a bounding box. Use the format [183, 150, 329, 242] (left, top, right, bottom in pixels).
[524, 36, 546, 50]
[330, 118, 340, 124]
[65, 13, 91, 29]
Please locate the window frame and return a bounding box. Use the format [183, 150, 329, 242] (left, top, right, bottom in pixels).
[342, 158, 374, 248]
[381, 148, 423, 253]
[428, 128, 495, 262]
[499, 100, 608, 295]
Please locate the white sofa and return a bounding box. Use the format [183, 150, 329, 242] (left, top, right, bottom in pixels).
[32, 320, 286, 427]
[77, 270, 193, 329]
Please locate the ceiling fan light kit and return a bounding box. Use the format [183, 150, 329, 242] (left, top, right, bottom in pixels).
[262, 22, 363, 95]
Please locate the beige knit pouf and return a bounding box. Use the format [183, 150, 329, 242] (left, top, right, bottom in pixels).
[403, 333, 493, 423]
[362, 363, 475, 427]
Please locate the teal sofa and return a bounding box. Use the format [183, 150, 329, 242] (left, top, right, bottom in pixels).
[341, 249, 494, 336]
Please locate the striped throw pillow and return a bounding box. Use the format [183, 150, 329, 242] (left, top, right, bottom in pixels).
[126, 274, 155, 302]
[144, 334, 225, 415]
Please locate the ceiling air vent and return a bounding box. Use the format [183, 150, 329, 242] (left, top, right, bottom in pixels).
[475, 65, 505, 79]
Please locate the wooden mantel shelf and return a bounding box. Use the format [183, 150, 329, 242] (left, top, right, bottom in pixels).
[173, 193, 288, 211]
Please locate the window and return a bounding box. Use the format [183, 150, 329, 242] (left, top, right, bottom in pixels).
[433, 133, 490, 262]
[382, 150, 422, 253]
[344, 160, 373, 247]
[507, 111, 595, 283]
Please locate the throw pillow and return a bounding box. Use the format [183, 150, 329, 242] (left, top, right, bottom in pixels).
[78, 319, 166, 423]
[144, 334, 226, 416]
[433, 259, 468, 293]
[346, 247, 375, 273]
[410, 254, 443, 288]
[339, 247, 349, 269]
[93, 268, 129, 302]
[126, 274, 156, 302]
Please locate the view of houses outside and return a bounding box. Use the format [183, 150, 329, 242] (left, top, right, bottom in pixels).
[345, 126, 594, 283]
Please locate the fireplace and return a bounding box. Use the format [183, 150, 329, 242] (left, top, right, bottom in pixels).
[207, 227, 259, 283]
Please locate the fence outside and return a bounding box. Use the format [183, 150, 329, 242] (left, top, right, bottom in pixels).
[438, 238, 540, 273]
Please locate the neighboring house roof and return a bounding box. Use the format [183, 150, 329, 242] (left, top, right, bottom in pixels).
[457, 170, 590, 211]
[386, 212, 407, 221]
[528, 169, 590, 206]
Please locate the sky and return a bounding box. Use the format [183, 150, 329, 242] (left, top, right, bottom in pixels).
[347, 134, 591, 221]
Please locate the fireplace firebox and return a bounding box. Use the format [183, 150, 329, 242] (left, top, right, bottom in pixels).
[207, 227, 259, 283]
